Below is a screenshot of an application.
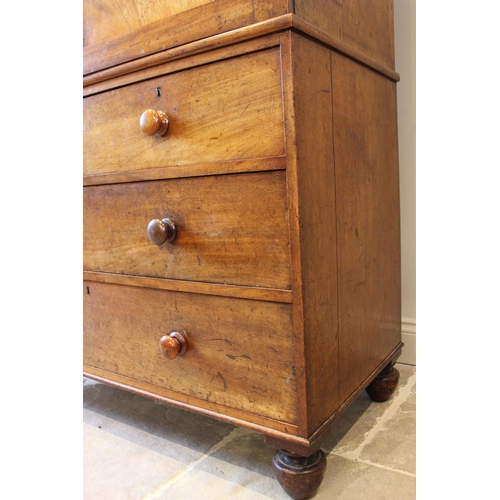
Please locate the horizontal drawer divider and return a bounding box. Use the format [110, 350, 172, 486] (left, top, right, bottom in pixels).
[83, 156, 286, 186]
[84, 271, 293, 303]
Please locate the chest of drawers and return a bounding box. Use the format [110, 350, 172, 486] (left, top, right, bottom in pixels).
[83, 2, 402, 498]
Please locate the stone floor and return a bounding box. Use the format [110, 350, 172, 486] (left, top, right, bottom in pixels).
[83, 364, 416, 499]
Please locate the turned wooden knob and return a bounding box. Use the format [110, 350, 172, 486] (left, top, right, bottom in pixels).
[140, 109, 170, 137]
[147, 218, 177, 245]
[159, 331, 187, 359]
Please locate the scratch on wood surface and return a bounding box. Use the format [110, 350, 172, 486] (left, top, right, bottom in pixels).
[207, 338, 233, 347]
[211, 371, 227, 391]
[225, 353, 251, 361]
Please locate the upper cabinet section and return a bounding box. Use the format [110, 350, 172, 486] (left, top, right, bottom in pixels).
[84, 0, 217, 46]
[294, 0, 395, 71]
[83, 0, 395, 75]
[83, 0, 289, 74]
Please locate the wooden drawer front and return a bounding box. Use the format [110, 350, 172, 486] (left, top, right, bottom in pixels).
[83, 281, 297, 424]
[84, 47, 284, 178]
[84, 171, 291, 289]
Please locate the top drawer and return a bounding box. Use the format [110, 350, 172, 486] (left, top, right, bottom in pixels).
[83, 47, 285, 179]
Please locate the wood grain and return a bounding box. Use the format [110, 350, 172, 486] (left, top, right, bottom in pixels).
[277, 30, 309, 435]
[82, 2, 403, 463]
[288, 33, 340, 437]
[84, 0, 253, 73]
[84, 271, 293, 303]
[84, 47, 284, 177]
[294, 0, 395, 70]
[83, 156, 285, 187]
[273, 449, 327, 500]
[291, 16, 399, 83]
[83, 15, 398, 93]
[83, 171, 292, 289]
[264, 343, 403, 456]
[83, 30, 285, 94]
[83, 280, 297, 423]
[83, 0, 395, 76]
[84, 0, 215, 46]
[331, 51, 401, 404]
[83, 0, 289, 74]
[85, 366, 301, 435]
[254, 0, 290, 22]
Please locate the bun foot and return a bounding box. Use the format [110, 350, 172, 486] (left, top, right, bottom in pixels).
[366, 362, 400, 402]
[272, 449, 327, 500]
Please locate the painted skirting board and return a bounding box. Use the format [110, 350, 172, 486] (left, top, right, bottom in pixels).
[399, 318, 416, 365]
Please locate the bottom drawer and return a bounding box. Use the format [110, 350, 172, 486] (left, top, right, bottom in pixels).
[83, 281, 297, 425]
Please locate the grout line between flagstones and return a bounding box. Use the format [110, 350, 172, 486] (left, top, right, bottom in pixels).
[141, 427, 254, 499]
[349, 457, 416, 477]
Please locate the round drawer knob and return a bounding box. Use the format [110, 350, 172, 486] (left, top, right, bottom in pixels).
[159, 331, 188, 359]
[147, 218, 177, 245]
[140, 109, 170, 137]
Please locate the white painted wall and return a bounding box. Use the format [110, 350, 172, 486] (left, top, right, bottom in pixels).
[394, 0, 416, 365]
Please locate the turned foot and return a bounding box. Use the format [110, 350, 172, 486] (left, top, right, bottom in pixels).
[272, 449, 327, 500]
[366, 361, 400, 402]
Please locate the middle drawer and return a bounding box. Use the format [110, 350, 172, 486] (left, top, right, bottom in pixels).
[84, 170, 291, 289]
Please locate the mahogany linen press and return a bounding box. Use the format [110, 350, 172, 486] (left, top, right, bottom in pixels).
[83, 1, 403, 497]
